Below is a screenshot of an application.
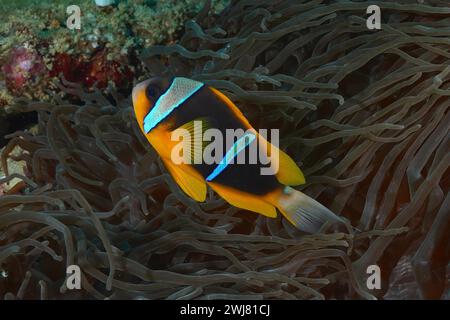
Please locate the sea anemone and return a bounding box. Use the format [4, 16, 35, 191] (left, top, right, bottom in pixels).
[0, 0, 448, 300]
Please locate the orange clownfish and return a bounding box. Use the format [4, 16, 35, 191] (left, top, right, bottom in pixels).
[132, 77, 342, 233]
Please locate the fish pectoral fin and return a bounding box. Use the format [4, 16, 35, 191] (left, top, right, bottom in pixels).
[173, 117, 212, 163]
[208, 182, 277, 218]
[162, 159, 207, 202]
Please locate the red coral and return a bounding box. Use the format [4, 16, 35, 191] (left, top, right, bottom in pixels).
[50, 53, 84, 83]
[50, 49, 134, 90]
[85, 50, 134, 89]
[2, 45, 135, 98]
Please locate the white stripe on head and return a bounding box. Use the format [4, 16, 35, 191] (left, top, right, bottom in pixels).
[143, 77, 204, 133]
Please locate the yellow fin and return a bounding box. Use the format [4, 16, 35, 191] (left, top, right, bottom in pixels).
[257, 135, 305, 186]
[275, 147, 305, 186]
[178, 117, 211, 132]
[162, 158, 207, 202]
[175, 118, 211, 164]
[210, 87, 252, 129]
[208, 182, 277, 218]
[211, 86, 305, 185]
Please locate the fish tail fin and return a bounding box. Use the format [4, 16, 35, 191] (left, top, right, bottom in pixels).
[272, 186, 344, 233]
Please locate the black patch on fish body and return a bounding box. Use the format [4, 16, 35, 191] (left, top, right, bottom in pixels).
[212, 146, 281, 195]
[167, 85, 281, 196]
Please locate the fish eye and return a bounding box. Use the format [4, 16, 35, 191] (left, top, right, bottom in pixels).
[145, 86, 159, 100]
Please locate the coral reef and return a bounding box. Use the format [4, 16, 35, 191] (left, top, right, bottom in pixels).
[0, 0, 449, 300]
[0, 0, 229, 104]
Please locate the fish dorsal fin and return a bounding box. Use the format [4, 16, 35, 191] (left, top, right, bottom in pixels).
[276, 149, 305, 186]
[161, 158, 207, 202]
[209, 87, 252, 129]
[208, 182, 277, 218]
[258, 135, 305, 186]
[274, 146, 305, 186]
[210, 86, 304, 185]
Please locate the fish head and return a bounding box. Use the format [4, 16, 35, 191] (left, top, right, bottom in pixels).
[131, 77, 171, 133]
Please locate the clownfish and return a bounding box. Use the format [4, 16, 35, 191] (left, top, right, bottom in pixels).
[132, 77, 342, 233]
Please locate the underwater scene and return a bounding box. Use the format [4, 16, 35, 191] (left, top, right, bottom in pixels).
[0, 0, 449, 301]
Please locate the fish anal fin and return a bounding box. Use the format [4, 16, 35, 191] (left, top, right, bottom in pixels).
[208, 182, 277, 218]
[162, 159, 206, 202]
